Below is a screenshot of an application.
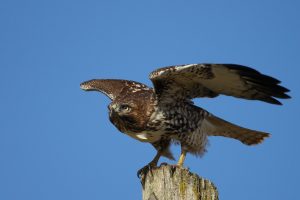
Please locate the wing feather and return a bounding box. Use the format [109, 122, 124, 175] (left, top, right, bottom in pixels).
[149, 64, 290, 105]
[80, 79, 150, 100]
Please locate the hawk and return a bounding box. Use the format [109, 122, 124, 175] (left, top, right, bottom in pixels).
[80, 64, 290, 176]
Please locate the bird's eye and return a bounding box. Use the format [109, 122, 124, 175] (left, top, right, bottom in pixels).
[120, 105, 131, 112]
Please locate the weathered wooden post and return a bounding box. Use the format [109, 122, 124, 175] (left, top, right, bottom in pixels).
[140, 165, 218, 200]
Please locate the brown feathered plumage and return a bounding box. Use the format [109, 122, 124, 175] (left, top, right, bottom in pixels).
[80, 63, 290, 176]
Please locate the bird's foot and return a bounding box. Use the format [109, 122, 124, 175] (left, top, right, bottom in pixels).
[137, 163, 157, 179]
[159, 162, 169, 166]
[159, 162, 186, 169]
[137, 162, 157, 188]
[158, 163, 188, 177]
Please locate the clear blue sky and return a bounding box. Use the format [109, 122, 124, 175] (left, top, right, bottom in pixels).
[0, 0, 299, 199]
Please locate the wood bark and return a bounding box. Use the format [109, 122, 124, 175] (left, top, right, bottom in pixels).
[141, 165, 218, 200]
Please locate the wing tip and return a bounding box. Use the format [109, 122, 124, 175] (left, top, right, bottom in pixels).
[80, 79, 97, 91]
[243, 132, 271, 146]
[232, 64, 291, 104]
[266, 98, 282, 105]
[261, 91, 291, 105]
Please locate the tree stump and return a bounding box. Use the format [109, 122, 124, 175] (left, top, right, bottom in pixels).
[141, 165, 218, 200]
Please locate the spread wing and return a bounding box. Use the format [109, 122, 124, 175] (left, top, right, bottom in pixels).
[149, 64, 290, 105]
[80, 79, 150, 100]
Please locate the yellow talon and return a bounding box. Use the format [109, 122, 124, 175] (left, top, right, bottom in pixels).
[177, 150, 186, 167]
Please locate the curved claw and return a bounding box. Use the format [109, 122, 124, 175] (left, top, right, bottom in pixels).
[137, 151, 161, 179]
[137, 163, 155, 179]
[137, 151, 162, 187]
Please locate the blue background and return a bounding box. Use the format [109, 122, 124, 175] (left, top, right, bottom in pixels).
[1, 0, 299, 199]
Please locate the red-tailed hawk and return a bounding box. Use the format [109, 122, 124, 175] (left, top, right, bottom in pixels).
[80, 64, 290, 176]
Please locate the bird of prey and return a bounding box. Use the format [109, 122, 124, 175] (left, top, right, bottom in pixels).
[80, 64, 290, 176]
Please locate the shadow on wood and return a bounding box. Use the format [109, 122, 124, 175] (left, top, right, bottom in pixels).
[140, 165, 218, 200]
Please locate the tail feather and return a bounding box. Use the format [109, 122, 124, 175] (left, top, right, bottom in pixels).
[203, 115, 270, 145]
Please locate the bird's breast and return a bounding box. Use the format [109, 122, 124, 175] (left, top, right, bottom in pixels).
[109, 110, 162, 143]
[123, 130, 164, 143]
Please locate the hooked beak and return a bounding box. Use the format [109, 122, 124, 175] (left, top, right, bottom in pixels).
[109, 104, 119, 117]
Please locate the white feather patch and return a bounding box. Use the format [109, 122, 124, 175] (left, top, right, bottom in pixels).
[136, 133, 148, 140]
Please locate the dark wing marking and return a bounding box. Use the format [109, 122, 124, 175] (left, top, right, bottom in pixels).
[149, 64, 290, 105]
[80, 79, 151, 100]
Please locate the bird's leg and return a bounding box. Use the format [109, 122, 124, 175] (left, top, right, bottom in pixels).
[137, 150, 161, 178]
[177, 149, 187, 167]
[149, 150, 161, 166]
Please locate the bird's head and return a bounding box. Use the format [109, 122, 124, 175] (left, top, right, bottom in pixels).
[108, 100, 141, 132]
[109, 102, 134, 118]
[80, 79, 155, 133]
